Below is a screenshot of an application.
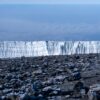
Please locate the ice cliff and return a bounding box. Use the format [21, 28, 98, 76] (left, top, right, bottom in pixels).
[0, 41, 100, 58]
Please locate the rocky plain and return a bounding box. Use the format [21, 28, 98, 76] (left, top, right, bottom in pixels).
[0, 54, 100, 100]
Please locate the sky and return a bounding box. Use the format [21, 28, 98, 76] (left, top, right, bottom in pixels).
[0, 1, 100, 40]
[0, 0, 100, 4]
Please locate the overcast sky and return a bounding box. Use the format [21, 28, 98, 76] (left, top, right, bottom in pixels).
[0, 0, 100, 4]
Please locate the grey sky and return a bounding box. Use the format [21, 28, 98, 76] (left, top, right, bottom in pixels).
[0, 0, 100, 4]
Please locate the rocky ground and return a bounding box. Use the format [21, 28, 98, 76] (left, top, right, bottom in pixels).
[0, 54, 100, 100]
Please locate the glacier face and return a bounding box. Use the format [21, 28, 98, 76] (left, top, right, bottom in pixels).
[0, 41, 100, 58]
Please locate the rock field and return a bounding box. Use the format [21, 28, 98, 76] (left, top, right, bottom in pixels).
[0, 54, 100, 100]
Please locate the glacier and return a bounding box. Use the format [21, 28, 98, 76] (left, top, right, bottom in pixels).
[0, 41, 100, 58]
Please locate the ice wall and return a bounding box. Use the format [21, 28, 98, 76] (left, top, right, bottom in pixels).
[0, 41, 100, 58]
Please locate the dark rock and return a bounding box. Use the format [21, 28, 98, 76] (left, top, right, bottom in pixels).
[0, 54, 100, 100]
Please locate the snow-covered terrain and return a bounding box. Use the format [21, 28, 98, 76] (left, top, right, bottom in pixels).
[0, 41, 100, 58]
